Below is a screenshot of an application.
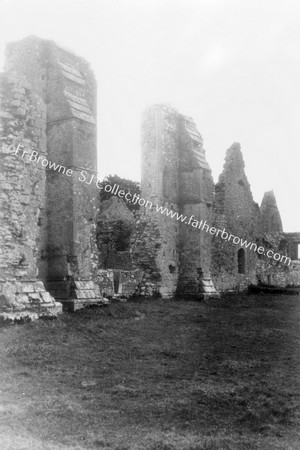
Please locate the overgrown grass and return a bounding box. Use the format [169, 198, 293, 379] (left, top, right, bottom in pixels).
[0, 294, 299, 449]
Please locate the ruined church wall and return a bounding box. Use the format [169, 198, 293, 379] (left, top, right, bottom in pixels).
[130, 209, 164, 297]
[255, 232, 300, 287]
[1, 36, 102, 311]
[211, 143, 261, 291]
[0, 73, 47, 280]
[4, 36, 99, 285]
[0, 72, 61, 318]
[261, 260, 300, 287]
[95, 196, 164, 298]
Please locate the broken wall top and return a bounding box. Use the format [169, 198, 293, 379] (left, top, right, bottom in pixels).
[261, 190, 283, 233]
[4, 35, 96, 124]
[214, 142, 261, 235]
[97, 197, 134, 223]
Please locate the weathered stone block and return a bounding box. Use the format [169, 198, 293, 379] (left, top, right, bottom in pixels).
[16, 293, 30, 304]
[28, 292, 41, 301]
[74, 289, 96, 299]
[41, 292, 53, 303]
[23, 284, 34, 293]
[34, 281, 45, 292]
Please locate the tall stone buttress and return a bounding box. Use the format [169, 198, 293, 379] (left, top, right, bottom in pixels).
[1, 36, 102, 311]
[139, 104, 217, 298]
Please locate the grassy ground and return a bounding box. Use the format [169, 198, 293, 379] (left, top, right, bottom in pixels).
[0, 294, 299, 449]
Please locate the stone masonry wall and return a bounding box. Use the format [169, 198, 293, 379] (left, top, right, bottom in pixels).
[139, 104, 216, 298]
[4, 37, 99, 283]
[2, 36, 102, 311]
[96, 196, 163, 298]
[211, 143, 261, 291]
[139, 105, 180, 297]
[97, 197, 134, 270]
[0, 73, 46, 279]
[256, 232, 300, 287]
[3, 37, 298, 306]
[97, 269, 143, 299]
[0, 72, 61, 319]
[130, 209, 163, 297]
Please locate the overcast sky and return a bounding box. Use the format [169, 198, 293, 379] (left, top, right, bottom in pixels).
[0, 0, 299, 231]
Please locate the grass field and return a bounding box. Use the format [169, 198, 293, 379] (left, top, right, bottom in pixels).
[0, 294, 299, 449]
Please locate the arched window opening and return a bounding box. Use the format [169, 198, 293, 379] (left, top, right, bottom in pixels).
[238, 248, 246, 274]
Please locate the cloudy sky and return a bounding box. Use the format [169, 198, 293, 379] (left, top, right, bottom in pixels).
[0, 0, 299, 231]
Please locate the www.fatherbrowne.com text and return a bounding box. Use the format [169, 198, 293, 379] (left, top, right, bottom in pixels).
[104, 183, 291, 267]
[5, 143, 291, 266]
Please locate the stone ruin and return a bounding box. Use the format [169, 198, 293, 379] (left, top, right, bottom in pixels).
[98, 105, 300, 297]
[0, 36, 300, 321]
[0, 36, 102, 321]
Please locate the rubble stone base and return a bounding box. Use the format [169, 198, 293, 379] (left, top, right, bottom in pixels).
[201, 278, 220, 298]
[0, 280, 62, 323]
[47, 280, 106, 312]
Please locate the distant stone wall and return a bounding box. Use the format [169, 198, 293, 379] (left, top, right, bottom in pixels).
[97, 197, 135, 270]
[256, 232, 300, 287]
[261, 191, 283, 233]
[97, 268, 144, 298]
[130, 209, 163, 297]
[96, 196, 163, 297]
[256, 259, 300, 287]
[97, 270, 115, 298]
[285, 232, 300, 261]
